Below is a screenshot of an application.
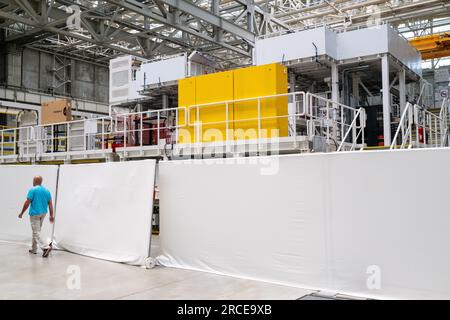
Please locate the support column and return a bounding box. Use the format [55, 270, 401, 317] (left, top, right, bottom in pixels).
[398, 69, 406, 115]
[289, 71, 296, 93]
[162, 94, 169, 109]
[331, 62, 339, 104]
[352, 75, 360, 108]
[382, 54, 391, 146]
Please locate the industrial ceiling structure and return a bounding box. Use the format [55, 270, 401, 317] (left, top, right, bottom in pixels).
[0, 0, 449, 67]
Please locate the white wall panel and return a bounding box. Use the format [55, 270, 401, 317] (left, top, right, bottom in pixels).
[55, 160, 156, 265]
[254, 27, 333, 65]
[158, 148, 450, 299]
[387, 27, 422, 76]
[0, 165, 58, 244]
[255, 25, 421, 77]
[141, 56, 186, 86]
[337, 25, 389, 60]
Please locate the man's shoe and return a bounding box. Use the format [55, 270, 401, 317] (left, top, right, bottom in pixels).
[42, 245, 53, 258]
[28, 249, 37, 254]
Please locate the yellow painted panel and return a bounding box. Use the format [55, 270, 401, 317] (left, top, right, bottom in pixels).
[233, 63, 288, 140]
[195, 71, 234, 142]
[177, 77, 196, 144]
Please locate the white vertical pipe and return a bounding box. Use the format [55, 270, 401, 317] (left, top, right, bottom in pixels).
[331, 62, 339, 104]
[382, 55, 391, 146]
[399, 69, 406, 115]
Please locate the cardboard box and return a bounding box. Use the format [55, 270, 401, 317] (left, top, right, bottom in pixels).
[41, 99, 72, 125]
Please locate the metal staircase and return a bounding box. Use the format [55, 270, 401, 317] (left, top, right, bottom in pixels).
[391, 99, 449, 150]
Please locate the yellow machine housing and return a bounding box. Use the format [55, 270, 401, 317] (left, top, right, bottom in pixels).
[233, 64, 288, 140]
[195, 70, 234, 142]
[178, 63, 288, 143]
[177, 77, 196, 144]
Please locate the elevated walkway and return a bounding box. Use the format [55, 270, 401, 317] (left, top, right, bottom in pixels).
[0, 92, 365, 164]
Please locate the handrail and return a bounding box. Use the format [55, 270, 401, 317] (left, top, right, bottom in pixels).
[307, 93, 365, 151]
[181, 91, 306, 110]
[336, 108, 365, 152]
[439, 98, 449, 146]
[391, 100, 448, 150]
[307, 92, 360, 113]
[417, 80, 433, 108]
[186, 92, 307, 126]
[391, 102, 413, 150]
[0, 92, 366, 160]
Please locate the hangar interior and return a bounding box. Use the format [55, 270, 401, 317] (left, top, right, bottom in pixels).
[1, 0, 450, 300]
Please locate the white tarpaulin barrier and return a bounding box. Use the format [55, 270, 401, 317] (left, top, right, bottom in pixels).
[0, 165, 58, 244]
[157, 148, 450, 299]
[54, 160, 156, 265]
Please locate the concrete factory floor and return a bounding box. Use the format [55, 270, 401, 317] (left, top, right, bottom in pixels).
[0, 238, 314, 300]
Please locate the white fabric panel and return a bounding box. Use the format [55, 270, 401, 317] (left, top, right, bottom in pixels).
[55, 160, 156, 265]
[157, 149, 450, 299]
[158, 156, 330, 289]
[0, 165, 58, 244]
[328, 149, 450, 299]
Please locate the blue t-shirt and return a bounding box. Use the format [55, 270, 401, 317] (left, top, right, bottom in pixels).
[27, 186, 51, 216]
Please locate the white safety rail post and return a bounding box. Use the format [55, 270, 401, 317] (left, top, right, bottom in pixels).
[352, 109, 357, 149]
[83, 121, 86, 153]
[27, 126, 30, 157]
[326, 99, 330, 145]
[257, 97, 261, 154]
[124, 115, 127, 150]
[14, 128, 17, 156]
[434, 115, 438, 148]
[0, 129, 3, 158]
[67, 122, 71, 153]
[427, 112, 432, 147]
[415, 108, 420, 148]
[101, 118, 105, 151]
[174, 108, 179, 146]
[140, 113, 144, 153]
[225, 102, 229, 142]
[196, 106, 201, 155]
[157, 111, 161, 149]
[391, 103, 413, 150]
[292, 93, 297, 146]
[439, 98, 449, 146]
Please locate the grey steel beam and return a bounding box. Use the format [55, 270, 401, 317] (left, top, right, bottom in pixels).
[157, 0, 254, 43]
[103, 0, 252, 57]
[3, 0, 184, 56]
[0, 10, 147, 57]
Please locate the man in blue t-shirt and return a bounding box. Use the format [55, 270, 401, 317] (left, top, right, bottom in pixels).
[18, 176, 55, 257]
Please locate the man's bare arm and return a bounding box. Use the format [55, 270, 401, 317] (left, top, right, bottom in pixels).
[18, 199, 31, 218]
[48, 200, 54, 223]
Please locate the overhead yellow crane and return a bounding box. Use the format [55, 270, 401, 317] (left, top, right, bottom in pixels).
[409, 32, 450, 60]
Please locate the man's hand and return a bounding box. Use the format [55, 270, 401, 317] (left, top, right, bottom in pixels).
[20, 199, 31, 219]
[49, 216, 55, 224]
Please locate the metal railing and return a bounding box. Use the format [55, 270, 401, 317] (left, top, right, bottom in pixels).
[184, 92, 308, 143]
[0, 116, 113, 160]
[307, 93, 365, 151]
[113, 107, 186, 150]
[390, 102, 415, 150]
[417, 80, 434, 109]
[0, 91, 366, 161]
[390, 99, 449, 150]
